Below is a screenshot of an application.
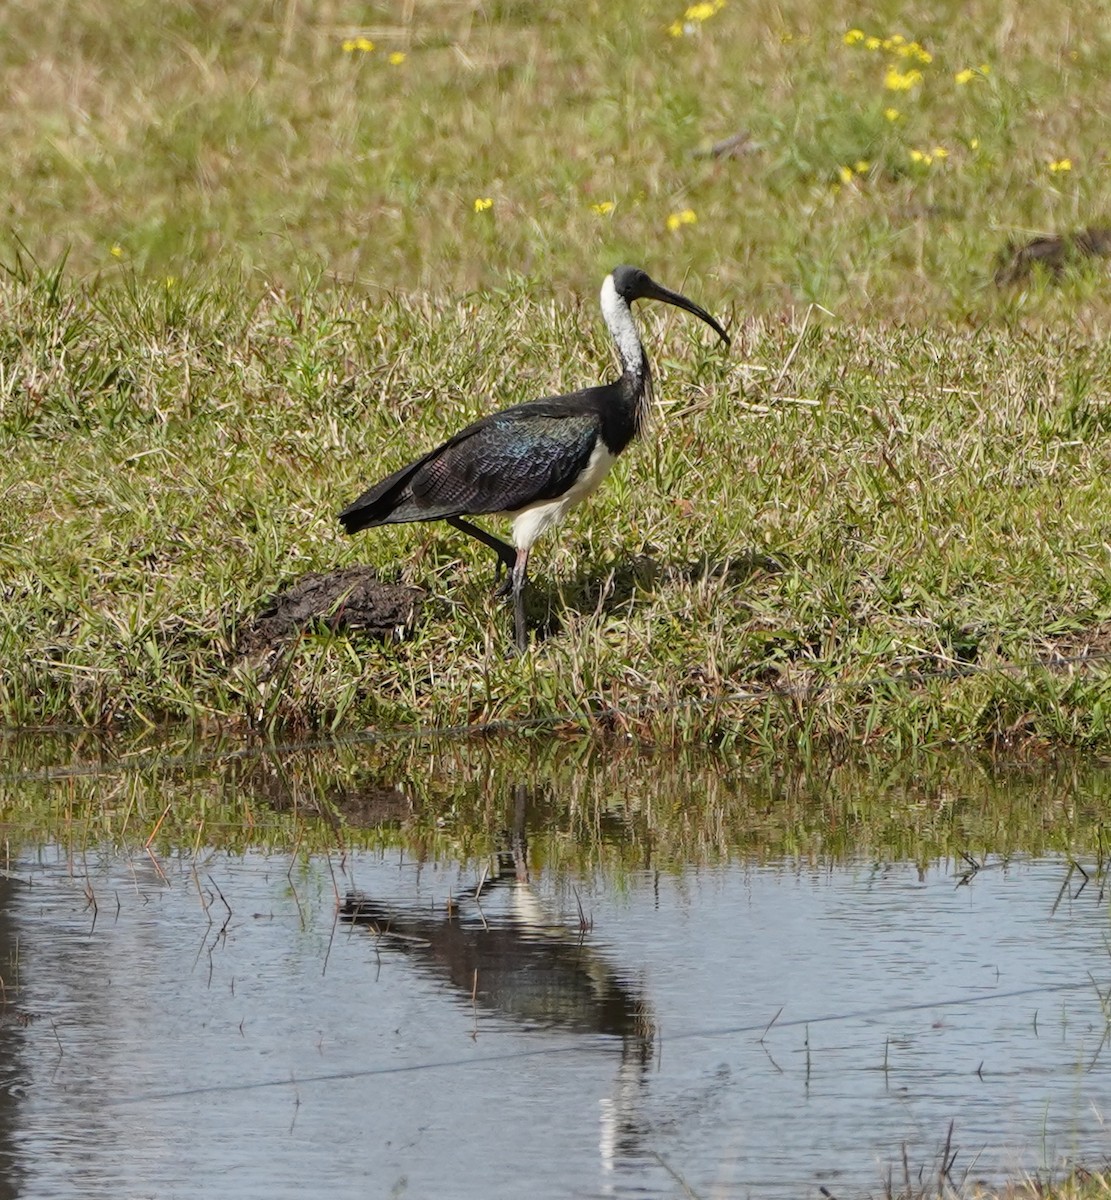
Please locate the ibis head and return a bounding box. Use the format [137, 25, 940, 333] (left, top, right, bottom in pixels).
[609, 265, 730, 346]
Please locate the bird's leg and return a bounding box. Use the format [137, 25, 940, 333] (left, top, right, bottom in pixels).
[446, 517, 516, 590]
[510, 547, 530, 653]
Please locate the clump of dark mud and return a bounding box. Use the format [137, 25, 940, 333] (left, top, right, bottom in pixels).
[995, 225, 1111, 285]
[236, 566, 423, 655]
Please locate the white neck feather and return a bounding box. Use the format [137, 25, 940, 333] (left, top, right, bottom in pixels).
[600, 275, 645, 377]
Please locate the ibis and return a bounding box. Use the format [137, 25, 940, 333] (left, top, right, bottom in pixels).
[338, 265, 729, 652]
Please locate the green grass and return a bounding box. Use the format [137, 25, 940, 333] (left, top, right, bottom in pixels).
[3, 0, 1111, 743]
[2, 0, 1110, 310]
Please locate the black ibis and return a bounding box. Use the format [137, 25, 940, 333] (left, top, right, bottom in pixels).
[338, 265, 729, 652]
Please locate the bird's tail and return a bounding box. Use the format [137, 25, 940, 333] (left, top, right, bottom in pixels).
[338, 458, 422, 534]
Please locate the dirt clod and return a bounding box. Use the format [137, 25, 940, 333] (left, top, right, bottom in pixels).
[995, 225, 1111, 285]
[237, 567, 423, 655]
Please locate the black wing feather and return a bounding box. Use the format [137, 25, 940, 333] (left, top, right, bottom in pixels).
[339, 396, 606, 534]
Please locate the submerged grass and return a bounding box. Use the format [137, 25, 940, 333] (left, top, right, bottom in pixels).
[2, 0, 1111, 744]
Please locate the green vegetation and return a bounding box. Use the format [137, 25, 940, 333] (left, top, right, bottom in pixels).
[5, 733, 1111, 869]
[3, 0, 1111, 308]
[3, 0, 1111, 743]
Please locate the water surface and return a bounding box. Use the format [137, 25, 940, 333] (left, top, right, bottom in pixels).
[0, 740, 1109, 1198]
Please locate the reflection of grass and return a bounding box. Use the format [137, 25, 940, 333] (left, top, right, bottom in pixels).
[3, 735, 1110, 868]
[3, 1, 1111, 741]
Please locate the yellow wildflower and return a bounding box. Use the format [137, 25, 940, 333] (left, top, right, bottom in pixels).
[389, 51, 406, 65]
[954, 68, 975, 84]
[838, 165, 854, 184]
[668, 0, 723, 36]
[865, 35, 881, 50]
[884, 107, 901, 121]
[932, 145, 948, 159]
[1048, 158, 1072, 173]
[979, 63, 991, 73]
[885, 66, 922, 90]
[909, 149, 933, 165]
[473, 197, 493, 212]
[969, 137, 980, 150]
[666, 208, 698, 231]
[110, 244, 123, 258]
[883, 34, 905, 48]
[591, 201, 615, 215]
[896, 42, 931, 63]
[164, 276, 177, 289]
[854, 159, 870, 174]
[342, 36, 374, 52]
[843, 28, 864, 44]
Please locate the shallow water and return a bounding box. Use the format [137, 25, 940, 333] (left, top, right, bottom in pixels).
[1, 741, 1110, 1198]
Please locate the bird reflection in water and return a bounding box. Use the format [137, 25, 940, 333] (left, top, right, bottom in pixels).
[340, 786, 654, 1177]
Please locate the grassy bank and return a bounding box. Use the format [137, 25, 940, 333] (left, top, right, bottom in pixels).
[3, 0, 1111, 743]
[4, 267, 1111, 743]
[4, 270, 1111, 743]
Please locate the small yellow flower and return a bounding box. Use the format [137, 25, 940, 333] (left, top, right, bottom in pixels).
[1048, 158, 1072, 173]
[838, 165, 854, 184]
[110, 244, 123, 258]
[164, 276, 177, 289]
[473, 197, 494, 212]
[843, 28, 864, 45]
[932, 145, 948, 159]
[909, 148, 933, 166]
[668, 0, 722, 36]
[969, 137, 980, 150]
[979, 63, 991, 73]
[884, 106, 901, 122]
[885, 66, 922, 90]
[389, 51, 406, 65]
[590, 201, 615, 215]
[883, 34, 905, 48]
[954, 68, 975, 85]
[666, 208, 698, 232]
[343, 36, 374, 52]
[865, 35, 881, 50]
[854, 159, 870, 174]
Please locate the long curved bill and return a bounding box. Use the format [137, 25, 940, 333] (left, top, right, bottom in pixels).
[642, 276, 730, 345]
